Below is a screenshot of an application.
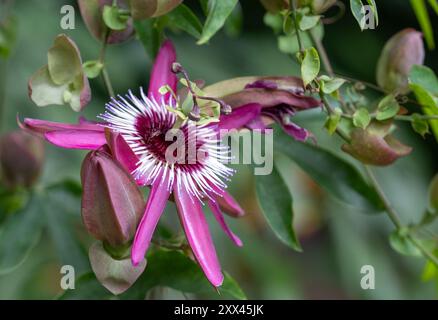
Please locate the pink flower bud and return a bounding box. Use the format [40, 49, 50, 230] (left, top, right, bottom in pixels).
[376, 29, 425, 93]
[81, 146, 145, 247]
[0, 131, 44, 189]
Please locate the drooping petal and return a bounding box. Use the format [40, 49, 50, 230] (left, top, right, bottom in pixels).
[19, 117, 105, 149]
[148, 40, 177, 101]
[280, 121, 310, 142]
[19, 117, 104, 137]
[223, 88, 321, 110]
[217, 103, 262, 131]
[131, 179, 170, 266]
[208, 200, 243, 247]
[174, 185, 224, 287]
[215, 190, 245, 217]
[45, 130, 106, 150]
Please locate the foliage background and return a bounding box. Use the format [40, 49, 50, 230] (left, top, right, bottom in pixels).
[0, 0, 438, 299]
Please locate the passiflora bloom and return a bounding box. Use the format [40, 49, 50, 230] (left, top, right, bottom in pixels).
[20, 40, 319, 286]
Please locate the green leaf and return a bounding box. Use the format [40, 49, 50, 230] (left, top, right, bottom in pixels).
[321, 77, 346, 94]
[102, 5, 129, 31]
[0, 194, 45, 274]
[277, 22, 324, 55]
[376, 95, 400, 121]
[410, 0, 435, 49]
[366, 0, 379, 25]
[83, 60, 103, 79]
[298, 14, 320, 31]
[352, 107, 371, 128]
[255, 165, 301, 251]
[224, 2, 243, 38]
[274, 129, 384, 212]
[167, 4, 203, 39]
[411, 113, 430, 137]
[408, 65, 438, 141]
[121, 249, 246, 299]
[350, 0, 365, 30]
[301, 47, 320, 87]
[324, 108, 342, 135]
[197, 0, 239, 45]
[89, 242, 146, 295]
[389, 230, 422, 257]
[134, 18, 165, 59]
[409, 65, 438, 94]
[47, 34, 83, 85]
[428, 0, 438, 14]
[45, 189, 90, 274]
[350, 0, 378, 30]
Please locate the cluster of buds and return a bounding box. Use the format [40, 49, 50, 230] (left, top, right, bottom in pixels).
[162, 62, 232, 125]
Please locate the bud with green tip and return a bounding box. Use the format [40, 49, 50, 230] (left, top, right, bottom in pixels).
[376, 28, 425, 94]
[0, 131, 45, 189]
[81, 146, 145, 248]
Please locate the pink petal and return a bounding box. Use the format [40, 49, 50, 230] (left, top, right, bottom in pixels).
[208, 200, 243, 247]
[131, 180, 170, 266]
[19, 117, 103, 137]
[45, 130, 106, 150]
[217, 103, 262, 132]
[106, 132, 147, 186]
[174, 186, 224, 287]
[214, 189, 245, 218]
[148, 40, 177, 101]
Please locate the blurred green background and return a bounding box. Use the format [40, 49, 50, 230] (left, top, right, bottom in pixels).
[0, 0, 438, 299]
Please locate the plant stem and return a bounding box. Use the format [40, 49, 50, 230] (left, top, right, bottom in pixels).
[99, 28, 115, 97]
[290, 0, 304, 53]
[319, 91, 351, 142]
[341, 112, 438, 122]
[364, 166, 402, 228]
[309, 29, 334, 77]
[395, 114, 438, 121]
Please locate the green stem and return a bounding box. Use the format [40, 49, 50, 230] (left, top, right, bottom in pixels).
[290, 0, 304, 53]
[395, 114, 438, 121]
[341, 113, 438, 122]
[319, 91, 351, 142]
[364, 166, 402, 228]
[309, 29, 333, 77]
[99, 28, 115, 97]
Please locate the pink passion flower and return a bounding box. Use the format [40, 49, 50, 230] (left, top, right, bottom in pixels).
[20, 40, 320, 287]
[21, 41, 247, 287]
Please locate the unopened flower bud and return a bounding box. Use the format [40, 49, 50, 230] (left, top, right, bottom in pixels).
[0, 131, 44, 189]
[171, 62, 183, 74]
[342, 121, 412, 166]
[81, 146, 145, 248]
[376, 29, 424, 93]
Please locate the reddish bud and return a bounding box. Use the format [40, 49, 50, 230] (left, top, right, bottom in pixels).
[0, 131, 45, 189]
[81, 146, 145, 247]
[376, 29, 425, 93]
